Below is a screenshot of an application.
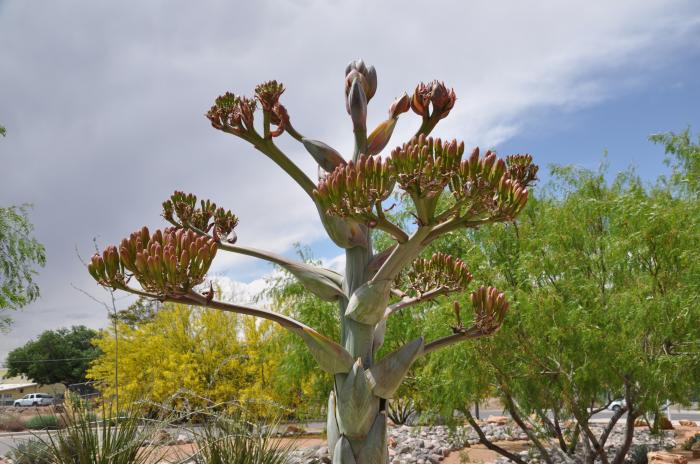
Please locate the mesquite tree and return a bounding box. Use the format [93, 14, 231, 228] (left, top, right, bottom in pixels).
[88, 60, 537, 463]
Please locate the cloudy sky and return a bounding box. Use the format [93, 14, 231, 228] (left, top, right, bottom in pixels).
[1, 0, 699, 360]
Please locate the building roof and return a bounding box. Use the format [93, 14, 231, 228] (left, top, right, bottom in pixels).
[0, 383, 36, 392]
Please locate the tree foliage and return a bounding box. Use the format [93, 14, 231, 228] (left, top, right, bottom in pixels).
[88, 302, 282, 418]
[6, 326, 100, 387]
[410, 147, 700, 464]
[0, 204, 46, 327]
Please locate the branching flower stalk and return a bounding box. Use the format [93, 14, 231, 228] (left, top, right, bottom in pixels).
[88, 59, 538, 463]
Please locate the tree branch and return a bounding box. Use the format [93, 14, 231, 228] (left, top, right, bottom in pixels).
[463, 408, 528, 464]
[502, 390, 554, 464]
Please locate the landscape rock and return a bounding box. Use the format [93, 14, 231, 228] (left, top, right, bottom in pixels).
[647, 451, 688, 464]
[487, 415, 509, 425]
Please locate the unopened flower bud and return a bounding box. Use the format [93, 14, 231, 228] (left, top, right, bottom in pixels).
[389, 92, 411, 119]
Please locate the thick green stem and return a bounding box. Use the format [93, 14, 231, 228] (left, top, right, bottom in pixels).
[252, 138, 316, 198]
[353, 128, 367, 162]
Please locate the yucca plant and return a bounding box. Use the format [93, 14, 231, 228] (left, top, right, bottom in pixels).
[8, 438, 53, 464]
[32, 397, 165, 464]
[87, 59, 537, 462]
[191, 415, 292, 464]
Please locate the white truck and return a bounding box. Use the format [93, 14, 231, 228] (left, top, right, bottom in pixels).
[13, 393, 54, 407]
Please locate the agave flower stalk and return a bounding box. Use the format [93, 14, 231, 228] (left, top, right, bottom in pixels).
[88, 59, 538, 463]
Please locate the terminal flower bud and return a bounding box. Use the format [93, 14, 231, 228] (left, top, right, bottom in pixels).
[344, 59, 377, 102]
[347, 78, 368, 131]
[389, 92, 411, 119]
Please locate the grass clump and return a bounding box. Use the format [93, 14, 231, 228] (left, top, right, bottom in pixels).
[25, 415, 59, 430]
[192, 414, 293, 464]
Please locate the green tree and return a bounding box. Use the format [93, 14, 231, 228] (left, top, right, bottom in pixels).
[414, 156, 700, 464]
[650, 127, 700, 196]
[6, 326, 101, 387]
[0, 205, 46, 328]
[89, 302, 282, 418]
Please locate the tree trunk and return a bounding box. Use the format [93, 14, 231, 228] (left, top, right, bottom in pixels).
[611, 410, 638, 464]
[327, 242, 389, 463]
[502, 392, 554, 464]
[464, 409, 528, 464]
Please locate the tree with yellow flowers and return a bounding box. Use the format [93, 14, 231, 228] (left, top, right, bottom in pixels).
[88, 302, 281, 418]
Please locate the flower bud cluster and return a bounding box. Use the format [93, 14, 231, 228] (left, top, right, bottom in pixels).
[390, 135, 464, 199]
[206, 92, 257, 136]
[404, 252, 473, 296]
[411, 80, 456, 121]
[255, 80, 289, 138]
[162, 191, 238, 239]
[314, 154, 395, 220]
[470, 286, 508, 335]
[88, 227, 218, 297]
[506, 154, 539, 188]
[450, 148, 530, 220]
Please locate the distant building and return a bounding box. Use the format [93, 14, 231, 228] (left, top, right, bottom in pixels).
[0, 369, 66, 405]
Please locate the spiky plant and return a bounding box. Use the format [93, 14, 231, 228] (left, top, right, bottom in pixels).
[88, 59, 538, 463]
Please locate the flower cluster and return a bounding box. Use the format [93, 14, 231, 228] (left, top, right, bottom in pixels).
[450, 148, 530, 220]
[390, 135, 464, 199]
[162, 191, 238, 241]
[206, 92, 257, 136]
[411, 80, 456, 121]
[469, 286, 508, 335]
[314, 155, 395, 220]
[88, 227, 217, 297]
[506, 154, 539, 187]
[315, 134, 534, 227]
[255, 80, 289, 138]
[403, 252, 473, 296]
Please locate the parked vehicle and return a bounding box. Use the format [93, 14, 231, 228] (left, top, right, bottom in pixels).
[13, 393, 54, 407]
[608, 398, 626, 412]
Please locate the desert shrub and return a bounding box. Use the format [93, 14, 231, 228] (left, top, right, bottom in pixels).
[683, 433, 700, 451]
[387, 398, 416, 425]
[8, 438, 52, 464]
[26, 398, 166, 464]
[0, 414, 26, 431]
[629, 445, 650, 464]
[25, 415, 59, 430]
[192, 414, 292, 464]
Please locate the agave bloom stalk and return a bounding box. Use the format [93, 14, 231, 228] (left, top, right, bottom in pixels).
[88, 60, 538, 463]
